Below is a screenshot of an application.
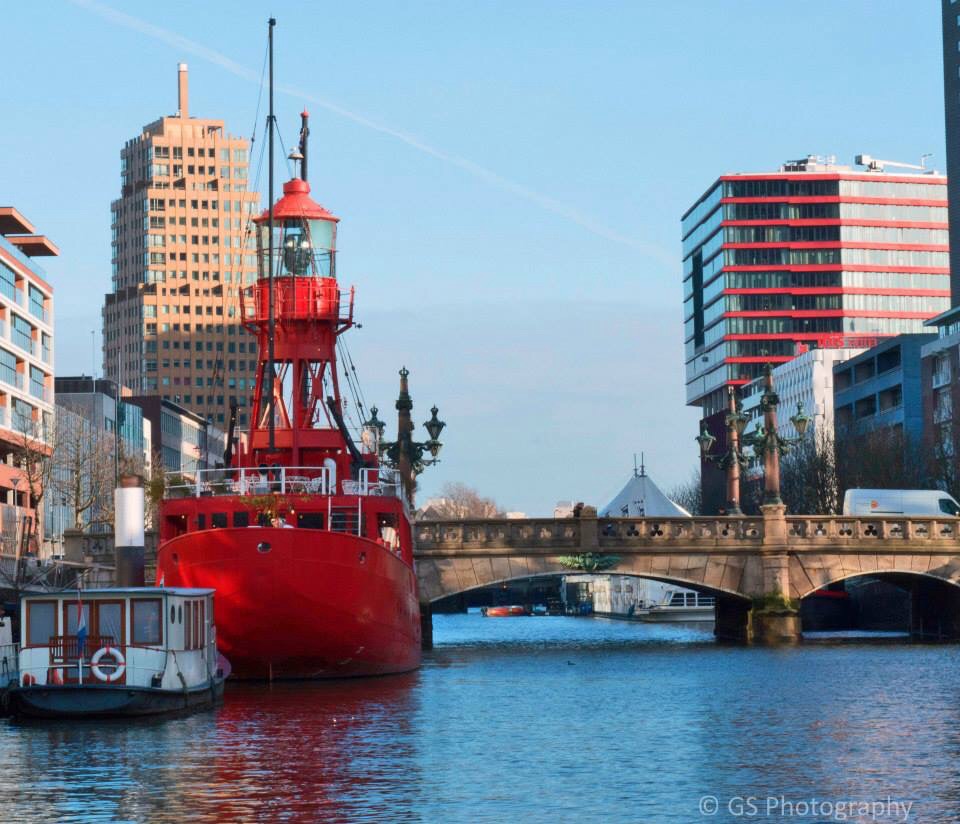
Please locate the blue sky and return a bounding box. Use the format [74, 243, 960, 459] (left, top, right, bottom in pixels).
[0, 0, 945, 514]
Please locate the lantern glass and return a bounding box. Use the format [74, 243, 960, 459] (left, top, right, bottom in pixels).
[424, 406, 445, 441]
[696, 426, 716, 458]
[791, 403, 812, 438]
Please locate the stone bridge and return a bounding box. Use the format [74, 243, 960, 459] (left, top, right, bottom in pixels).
[413, 507, 960, 644]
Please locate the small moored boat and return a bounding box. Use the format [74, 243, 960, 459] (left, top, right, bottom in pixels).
[9, 587, 224, 718]
[481, 606, 527, 617]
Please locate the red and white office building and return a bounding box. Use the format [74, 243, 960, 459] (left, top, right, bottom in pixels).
[683, 155, 949, 419]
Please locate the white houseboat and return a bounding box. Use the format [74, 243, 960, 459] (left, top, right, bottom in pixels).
[9, 587, 224, 718]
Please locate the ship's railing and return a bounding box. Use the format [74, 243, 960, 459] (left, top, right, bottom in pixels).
[0, 642, 18, 686]
[345, 467, 403, 499]
[165, 466, 332, 498]
[240, 278, 354, 327]
[18, 641, 211, 688]
[164, 465, 403, 500]
[48, 634, 116, 663]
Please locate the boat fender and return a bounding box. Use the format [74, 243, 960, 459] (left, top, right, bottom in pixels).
[49, 667, 64, 685]
[21, 673, 35, 687]
[91, 647, 126, 683]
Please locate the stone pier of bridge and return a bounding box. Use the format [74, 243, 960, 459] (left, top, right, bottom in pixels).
[413, 506, 960, 645]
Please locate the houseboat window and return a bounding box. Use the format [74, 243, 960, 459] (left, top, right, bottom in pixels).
[297, 512, 324, 530]
[132, 599, 162, 645]
[197, 514, 206, 530]
[97, 602, 124, 644]
[170, 605, 176, 623]
[185, 601, 193, 648]
[178, 605, 182, 624]
[233, 511, 250, 527]
[64, 603, 91, 637]
[27, 601, 56, 645]
[212, 512, 228, 528]
[194, 600, 204, 649]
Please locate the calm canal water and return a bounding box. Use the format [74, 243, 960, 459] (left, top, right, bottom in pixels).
[3, 615, 960, 822]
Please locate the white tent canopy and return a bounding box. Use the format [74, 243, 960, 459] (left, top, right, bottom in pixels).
[600, 463, 691, 518]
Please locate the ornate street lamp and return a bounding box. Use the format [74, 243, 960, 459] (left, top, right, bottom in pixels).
[697, 386, 749, 516]
[789, 402, 812, 438]
[364, 406, 386, 439]
[371, 368, 445, 505]
[741, 364, 811, 507]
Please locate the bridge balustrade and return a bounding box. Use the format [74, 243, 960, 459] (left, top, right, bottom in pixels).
[416, 519, 580, 548]
[785, 516, 959, 543]
[598, 517, 764, 543]
[415, 515, 960, 553]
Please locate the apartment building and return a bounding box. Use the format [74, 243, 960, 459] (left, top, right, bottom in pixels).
[0, 206, 56, 546]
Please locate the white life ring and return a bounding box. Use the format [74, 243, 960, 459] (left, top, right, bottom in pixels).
[90, 647, 126, 683]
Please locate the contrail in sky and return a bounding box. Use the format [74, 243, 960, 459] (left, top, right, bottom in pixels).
[70, 0, 674, 265]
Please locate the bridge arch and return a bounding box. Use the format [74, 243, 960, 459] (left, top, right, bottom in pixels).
[795, 567, 960, 640]
[416, 554, 752, 605]
[790, 555, 960, 600]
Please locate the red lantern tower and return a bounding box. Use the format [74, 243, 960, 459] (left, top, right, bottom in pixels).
[240, 126, 358, 478]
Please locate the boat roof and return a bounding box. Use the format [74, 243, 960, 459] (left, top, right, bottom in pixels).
[21, 587, 215, 600]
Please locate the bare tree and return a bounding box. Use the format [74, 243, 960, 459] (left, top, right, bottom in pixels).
[666, 469, 703, 516]
[11, 408, 56, 547]
[834, 426, 938, 495]
[756, 425, 947, 516]
[779, 429, 840, 515]
[144, 447, 167, 531]
[50, 405, 116, 530]
[418, 482, 504, 520]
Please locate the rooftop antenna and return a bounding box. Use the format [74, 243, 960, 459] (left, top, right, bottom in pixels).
[633, 453, 646, 478]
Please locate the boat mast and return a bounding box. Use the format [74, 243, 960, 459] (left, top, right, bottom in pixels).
[267, 17, 276, 451]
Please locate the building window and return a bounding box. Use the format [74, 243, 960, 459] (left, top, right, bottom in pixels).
[29, 366, 44, 400]
[12, 316, 32, 353]
[0, 264, 16, 301]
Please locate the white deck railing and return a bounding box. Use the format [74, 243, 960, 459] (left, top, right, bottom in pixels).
[164, 465, 403, 500]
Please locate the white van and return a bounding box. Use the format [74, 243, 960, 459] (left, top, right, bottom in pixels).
[842, 489, 960, 517]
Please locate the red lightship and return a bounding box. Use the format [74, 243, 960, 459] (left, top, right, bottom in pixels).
[155, 23, 438, 678]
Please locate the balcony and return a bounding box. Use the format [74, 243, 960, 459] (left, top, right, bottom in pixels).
[933, 360, 952, 389]
[1, 372, 24, 391]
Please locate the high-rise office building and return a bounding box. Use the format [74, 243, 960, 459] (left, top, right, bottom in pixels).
[942, 0, 960, 300]
[682, 155, 949, 419]
[102, 64, 260, 428]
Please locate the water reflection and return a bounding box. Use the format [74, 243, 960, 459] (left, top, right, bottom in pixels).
[2, 615, 960, 822]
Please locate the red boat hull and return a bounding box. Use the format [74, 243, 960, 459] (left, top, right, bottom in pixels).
[155, 527, 421, 679]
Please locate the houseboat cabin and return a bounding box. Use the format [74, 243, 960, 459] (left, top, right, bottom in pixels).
[11, 587, 223, 718]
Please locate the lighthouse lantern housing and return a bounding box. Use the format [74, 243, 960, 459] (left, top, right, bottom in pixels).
[254, 178, 339, 280]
